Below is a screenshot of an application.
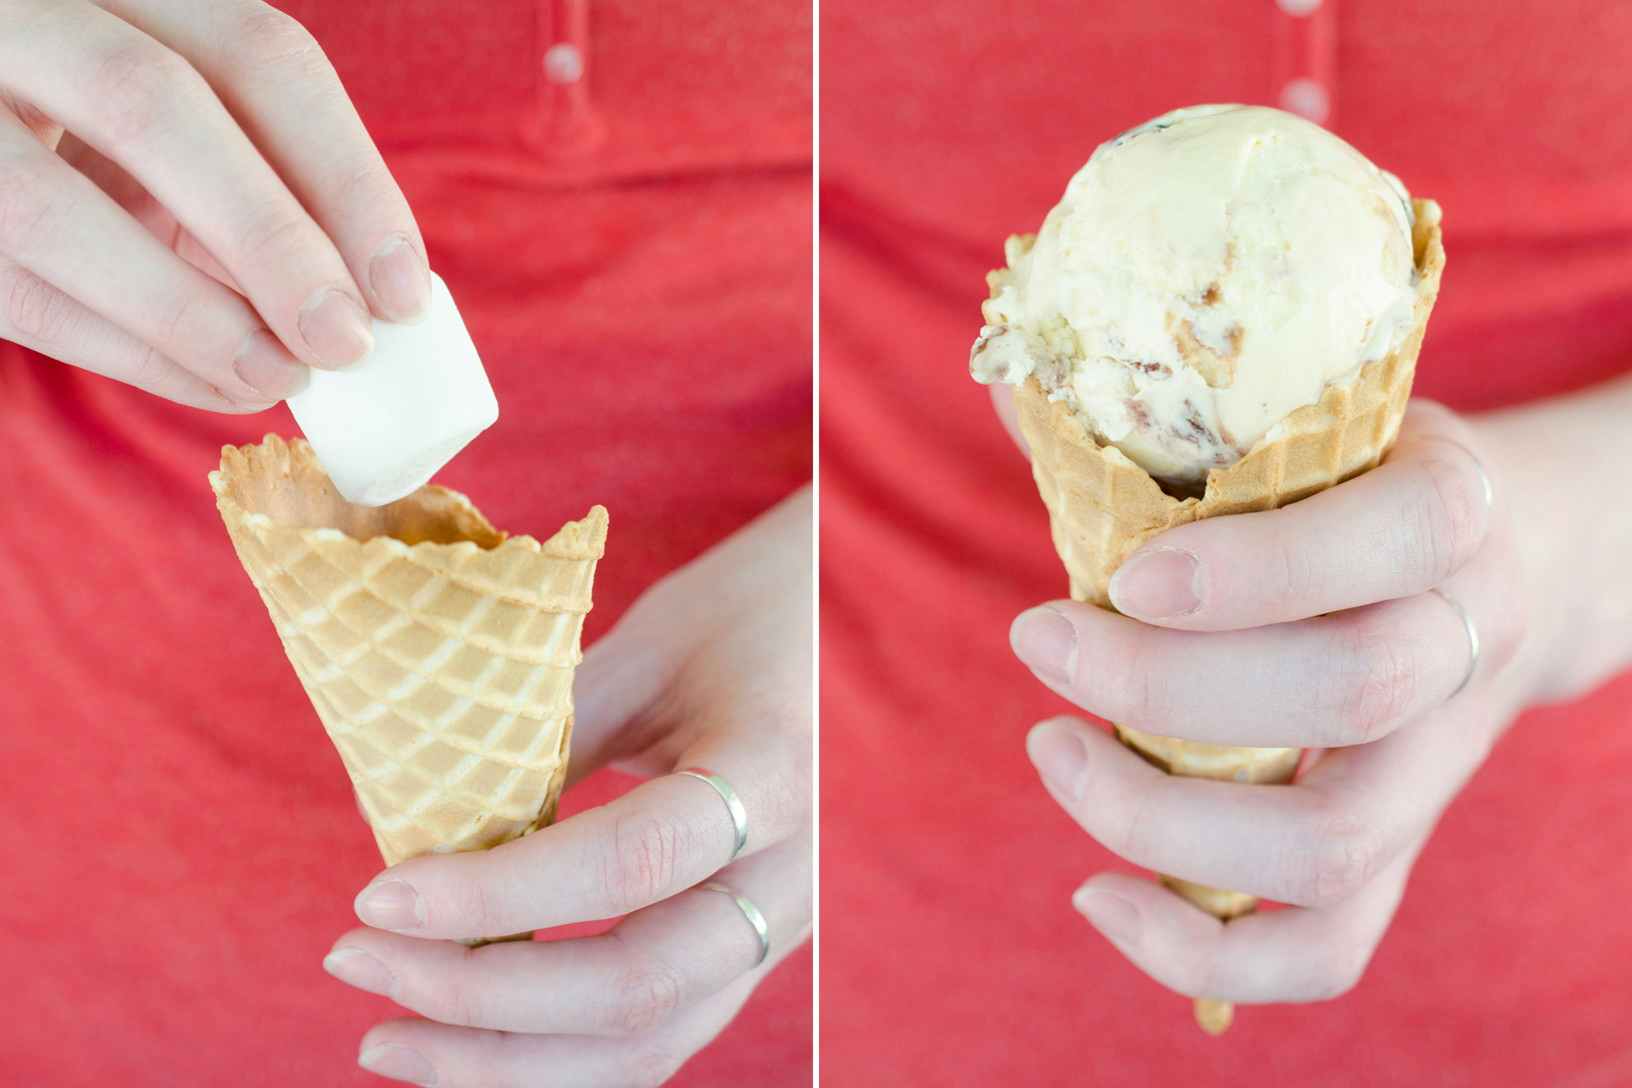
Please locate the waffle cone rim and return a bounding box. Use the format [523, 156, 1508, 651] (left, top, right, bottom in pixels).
[209, 434, 608, 565]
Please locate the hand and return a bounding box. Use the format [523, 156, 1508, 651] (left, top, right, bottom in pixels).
[0, 1, 429, 411]
[1003, 393, 1532, 1006]
[322, 488, 813, 1087]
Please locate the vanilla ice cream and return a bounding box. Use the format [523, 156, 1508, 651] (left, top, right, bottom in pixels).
[971, 104, 1420, 490]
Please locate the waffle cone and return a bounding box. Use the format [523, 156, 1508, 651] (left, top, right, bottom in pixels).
[210, 435, 607, 869]
[1010, 199, 1444, 1034]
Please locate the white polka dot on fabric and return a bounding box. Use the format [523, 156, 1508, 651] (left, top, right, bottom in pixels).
[1279, 78, 1331, 123]
[543, 43, 584, 85]
[1276, 0, 1323, 15]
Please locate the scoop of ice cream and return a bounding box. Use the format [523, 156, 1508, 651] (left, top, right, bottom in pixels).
[288, 272, 499, 507]
[971, 104, 1419, 489]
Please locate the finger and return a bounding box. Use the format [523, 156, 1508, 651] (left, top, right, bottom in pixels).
[325, 836, 809, 1036]
[1011, 590, 1474, 747]
[1072, 839, 1418, 1005]
[0, 109, 308, 401]
[1, 2, 374, 367]
[1107, 401, 1494, 629]
[1025, 706, 1487, 908]
[0, 256, 268, 411]
[352, 765, 792, 941]
[56, 131, 240, 288]
[355, 968, 764, 1088]
[100, 0, 431, 321]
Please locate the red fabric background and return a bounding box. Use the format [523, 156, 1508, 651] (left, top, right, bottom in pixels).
[0, 3, 811, 1085]
[821, 2, 1632, 1085]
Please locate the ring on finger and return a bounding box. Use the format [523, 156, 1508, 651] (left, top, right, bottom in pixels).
[1431, 587, 1481, 698]
[1423, 434, 1495, 510]
[700, 881, 770, 967]
[675, 766, 749, 860]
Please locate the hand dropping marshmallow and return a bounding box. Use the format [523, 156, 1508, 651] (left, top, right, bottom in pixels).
[286, 272, 499, 507]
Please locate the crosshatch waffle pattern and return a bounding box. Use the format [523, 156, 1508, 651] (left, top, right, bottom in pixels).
[210, 437, 607, 866]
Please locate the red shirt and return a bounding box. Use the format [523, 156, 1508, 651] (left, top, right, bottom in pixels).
[822, 1, 1631, 1084]
[0, 3, 811, 1084]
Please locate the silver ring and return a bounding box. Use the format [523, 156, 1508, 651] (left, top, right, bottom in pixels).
[675, 767, 749, 860]
[1431, 588, 1480, 698]
[1424, 435, 1495, 511]
[700, 881, 770, 967]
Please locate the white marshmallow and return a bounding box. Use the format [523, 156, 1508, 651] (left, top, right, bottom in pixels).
[287, 273, 499, 507]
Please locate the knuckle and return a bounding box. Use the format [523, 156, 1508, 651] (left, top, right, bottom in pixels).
[1090, 627, 1163, 726]
[235, 7, 331, 78]
[1104, 773, 1159, 862]
[4, 268, 73, 344]
[601, 812, 688, 914]
[1124, 645, 1163, 726]
[424, 975, 482, 1029]
[607, 958, 686, 1035]
[469, 1027, 534, 1088]
[1160, 926, 1221, 998]
[1412, 449, 1487, 581]
[127, 342, 179, 396]
[1304, 812, 1385, 906]
[1331, 618, 1419, 744]
[93, 41, 201, 147]
[233, 204, 313, 267]
[330, 159, 397, 211]
[1266, 527, 1319, 615]
[156, 289, 202, 349]
[415, 857, 504, 940]
[453, 867, 502, 938]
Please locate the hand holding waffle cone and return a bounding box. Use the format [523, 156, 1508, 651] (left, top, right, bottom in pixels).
[974, 106, 1476, 1033]
[212, 447, 813, 1081]
[315, 490, 812, 1084]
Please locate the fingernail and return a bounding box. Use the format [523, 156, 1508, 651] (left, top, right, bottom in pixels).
[232, 329, 309, 399]
[1027, 722, 1088, 799]
[1011, 606, 1077, 685]
[298, 288, 374, 367]
[355, 880, 425, 930]
[369, 236, 431, 323]
[359, 1044, 436, 1086]
[1109, 547, 1202, 620]
[1074, 887, 1141, 945]
[323, 947, 395, 996]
